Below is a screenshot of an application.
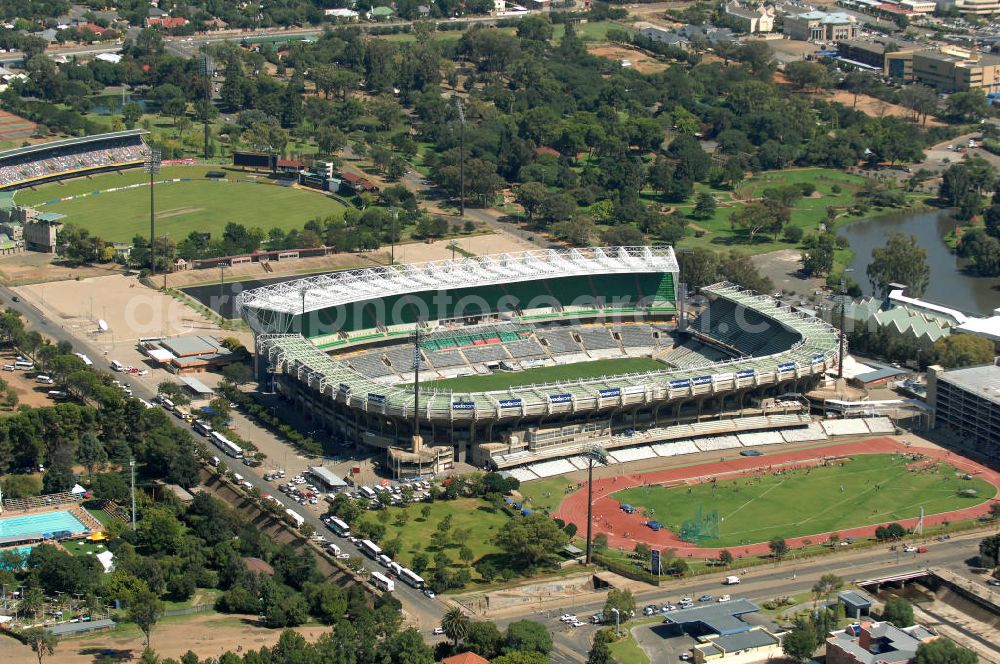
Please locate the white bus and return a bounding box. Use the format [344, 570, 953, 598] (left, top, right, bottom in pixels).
[359, 539, 382, 559]
[359, 486, 376, 500]
[211, 431, 243, 458]
[285, 509, 305, 528]
[193, 420, 213, 436]
[371, 571, 394, 592]
[327, 517, 350, 537]
[73, 353, 93, 367]
[399, 568, 425, 589]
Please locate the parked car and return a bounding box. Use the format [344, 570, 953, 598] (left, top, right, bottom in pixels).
[432, 627, 445, 635]
[698, 595, 713, 602]
[423, 589, 436, 599]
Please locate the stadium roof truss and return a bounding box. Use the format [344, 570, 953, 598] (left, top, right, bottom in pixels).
[238, 246, 680, 328]
[257, 281, 840, 423]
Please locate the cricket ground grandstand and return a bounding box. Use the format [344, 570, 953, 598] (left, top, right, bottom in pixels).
[0, 130, 149, 190]
[238, 246, 841, 478]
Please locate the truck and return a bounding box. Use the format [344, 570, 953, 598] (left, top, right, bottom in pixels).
[724, 576, 741, 585]
[327, 543, 341, 556]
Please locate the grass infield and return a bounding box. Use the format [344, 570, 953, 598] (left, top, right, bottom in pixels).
[611, 454, 996, 548]
[417, 357, 666, 393]
[13, 166, 345, 243]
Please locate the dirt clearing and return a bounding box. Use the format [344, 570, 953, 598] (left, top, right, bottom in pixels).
[822, 90, 944, 126]
[587, 44, 667, 73]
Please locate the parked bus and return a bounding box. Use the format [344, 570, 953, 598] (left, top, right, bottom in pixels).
[211, 431, 243, 458]
[371, 571, 394, 593]
[327, 517, 350, 537]
[359, 539, 382, 559]
[399, 568, 425, 589]
[285, 509, 305, 529]
[193, 420, 213, 436]
[73, 353, 93, 367]
[359, 486, 376, 500]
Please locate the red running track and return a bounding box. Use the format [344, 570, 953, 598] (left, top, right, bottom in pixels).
[553, 437, 1000, 559]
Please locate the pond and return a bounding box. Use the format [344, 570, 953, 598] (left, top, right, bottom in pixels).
[837, 209, 1000, 316]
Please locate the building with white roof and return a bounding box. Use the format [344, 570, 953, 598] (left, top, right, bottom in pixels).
[784, 10, 859, 42]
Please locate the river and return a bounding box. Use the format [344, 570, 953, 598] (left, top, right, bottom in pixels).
[837, 209, 1000, 316]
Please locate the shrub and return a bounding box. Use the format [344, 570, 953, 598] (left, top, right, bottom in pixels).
[783, 226, 805, 243]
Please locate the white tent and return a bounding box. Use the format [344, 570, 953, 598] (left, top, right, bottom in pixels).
[95, 550, 114, 573]
[70, 484, 87, 495]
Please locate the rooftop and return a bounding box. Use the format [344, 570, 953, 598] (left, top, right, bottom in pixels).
[161, 335, 227, 357]
[828, 621, 935, 664]
[661, 598, 760, 635]
[308, 465, 348, 488]
[710, 628, 779, 651]
[442, 654, 490, 664]
[937, 363, 1000, 406]
[179, 374, 214, 396]
[0, 130, 147, 162]
[838, 590, 875, 608]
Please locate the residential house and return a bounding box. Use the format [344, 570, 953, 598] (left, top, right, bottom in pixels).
[826, 621, 937, 664]
[145, 16, 189, 29]
[724, 2, 775, 33]
[325, 8, 359, 20]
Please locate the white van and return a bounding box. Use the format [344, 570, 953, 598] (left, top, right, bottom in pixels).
[110, 360, 124, 372]
[36, 375, 53, 384]
[328, 543, 341, 556]
[376, 554, 392, 568]
[14, 360, 33, 370]
[2, 364, 14, 371]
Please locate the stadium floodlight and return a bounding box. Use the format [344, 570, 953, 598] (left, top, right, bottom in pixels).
[837, 267, 854, 380]
[144, 149, 161, 276]
[583, 444, 609, 565]
[454, 96, 465, 218]
[200, 54, 213, 160]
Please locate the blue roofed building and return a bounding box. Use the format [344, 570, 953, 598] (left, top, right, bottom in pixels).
[661, 599, 786, 663]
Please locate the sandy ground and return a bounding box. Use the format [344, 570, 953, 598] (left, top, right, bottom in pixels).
[587, 45, 667, 73]
[0, 252, 123, 287]
[390, 233, 537, 264]
[0, 349, 62, 408]
[15, 274, 234, 347]
[822, 90, 945, 127]
[750, 248, 827, 303]
[164, 251, 388, 289]
[0, 612, 332, 664]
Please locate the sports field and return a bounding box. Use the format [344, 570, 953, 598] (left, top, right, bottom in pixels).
[417, 357, 666, 392]
[612, 454, 997, 548]
[12, 166, 345, 243]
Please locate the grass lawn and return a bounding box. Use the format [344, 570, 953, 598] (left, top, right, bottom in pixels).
[553, 21, 632, 42]
[611, 454, 996, 548]
[63, 538, 111, 558]
[519, 476, 583, 514]
[417, 357, 666, 393]
[354, 497, 510, 580]
[12, 165, 345, 243]
[607, 622, 654, 664]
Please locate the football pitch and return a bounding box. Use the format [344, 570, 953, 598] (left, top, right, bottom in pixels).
[12, 166, 345, 243]
[417, 357, 666, 392]
[612, 454, 997, 548]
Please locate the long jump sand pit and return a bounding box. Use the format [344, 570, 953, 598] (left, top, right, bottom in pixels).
[554, 436, 1000, 559]
[14, 274, 245, 346]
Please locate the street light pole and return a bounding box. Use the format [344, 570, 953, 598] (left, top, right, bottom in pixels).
[145, 150, 161, 276]
[454, 97, 465, 217]
[611, 607, 620, 637]
[200, 54, 213, 161]
[584, 445, 608, 565]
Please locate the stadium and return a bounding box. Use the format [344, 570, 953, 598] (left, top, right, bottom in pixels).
[0, 129, 149, 190]
[239, 246, 842, 478]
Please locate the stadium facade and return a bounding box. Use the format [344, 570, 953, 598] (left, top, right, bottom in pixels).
[0, 130, 149, 191]
[239, 246, 841, 477]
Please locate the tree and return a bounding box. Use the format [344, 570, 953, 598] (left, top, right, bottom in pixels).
[442, 606, 470, 647]
[842, 70, 874, 109]
[504, 620, 552, 655]
[76, 431, 106, 477]
[382, 627, 435, 664]
[768, 537, 788, 560]
[882, 596, 914, 627]
[980, 534, 1000, 568]
[802, 232, 835, 276]
[123, 102, 143, 129]
[602, 589, 636, 625]
[782, 621, 818, 663]
[915, 637, 978, 664]
[946, 90, 990, 123]
[587, 629, 614, 664]
[867, 233, 929, 298]
[23, 627, 57, 664]
[128, 586, 163, 648]
[785, 60, 831, 91]
[221, 363, 253, 386]
[678, 247, 720, 291]
[811, 573, 843, 606]
[465, 620, 504, 659]
[493, 513, 569, 566]
[492, 653, 549, 664]
[932, 334, 996, 369]
[719, 549, 734, 568]
[692, 193, 717, 220]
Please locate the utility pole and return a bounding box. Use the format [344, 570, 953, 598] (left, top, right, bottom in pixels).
[145, 149, 161, 276]
[162, 234, 169, 290]
[412, 327, 421, 438]
[454, 97, 465, 217]
[129, 458, 136, 531]
[391, 208, 397, 266]
[200, 54, 213, 161]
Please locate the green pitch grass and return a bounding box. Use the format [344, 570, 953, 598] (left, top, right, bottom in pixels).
[418, 357, 666, 393]
[612, 454, 997, 548]
[13, 166, 345, 243]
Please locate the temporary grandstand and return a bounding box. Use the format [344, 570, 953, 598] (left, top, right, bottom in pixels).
[240, 246, 841, 476]
[0, 130, 149, 190]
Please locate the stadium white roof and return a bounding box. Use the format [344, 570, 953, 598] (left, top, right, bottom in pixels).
[239, 246, 679, 318]
[0, 129, 148, 161]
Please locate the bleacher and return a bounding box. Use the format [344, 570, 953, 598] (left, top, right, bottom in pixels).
[615, 325, 658, 348]
[821, 419, 871, 437]
[690, 298, 800, 356]
[426, 349, 467, 368]
[384, 347, 428, 372]
[661, 341, 732, 368]
[780, 422, 827, 443]
[609, 446, 659, 463]
[537, 330, 581, 354]
[505, 467, 540, 483]
[865, 417, 896, 434]
[693, 435, 741, 451]
[0, 130, 150, 189]
[348, 352, 395, 378]
[737, 430, 786, 446]
[526, 458, 579, 478]
[651, 440, 700, 457]
[504, 338, 547, 359]
[578, 327, 619, 351]
[463, 344, 510, 364]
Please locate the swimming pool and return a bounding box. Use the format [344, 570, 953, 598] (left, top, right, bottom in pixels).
[0, 510, 89, 538]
